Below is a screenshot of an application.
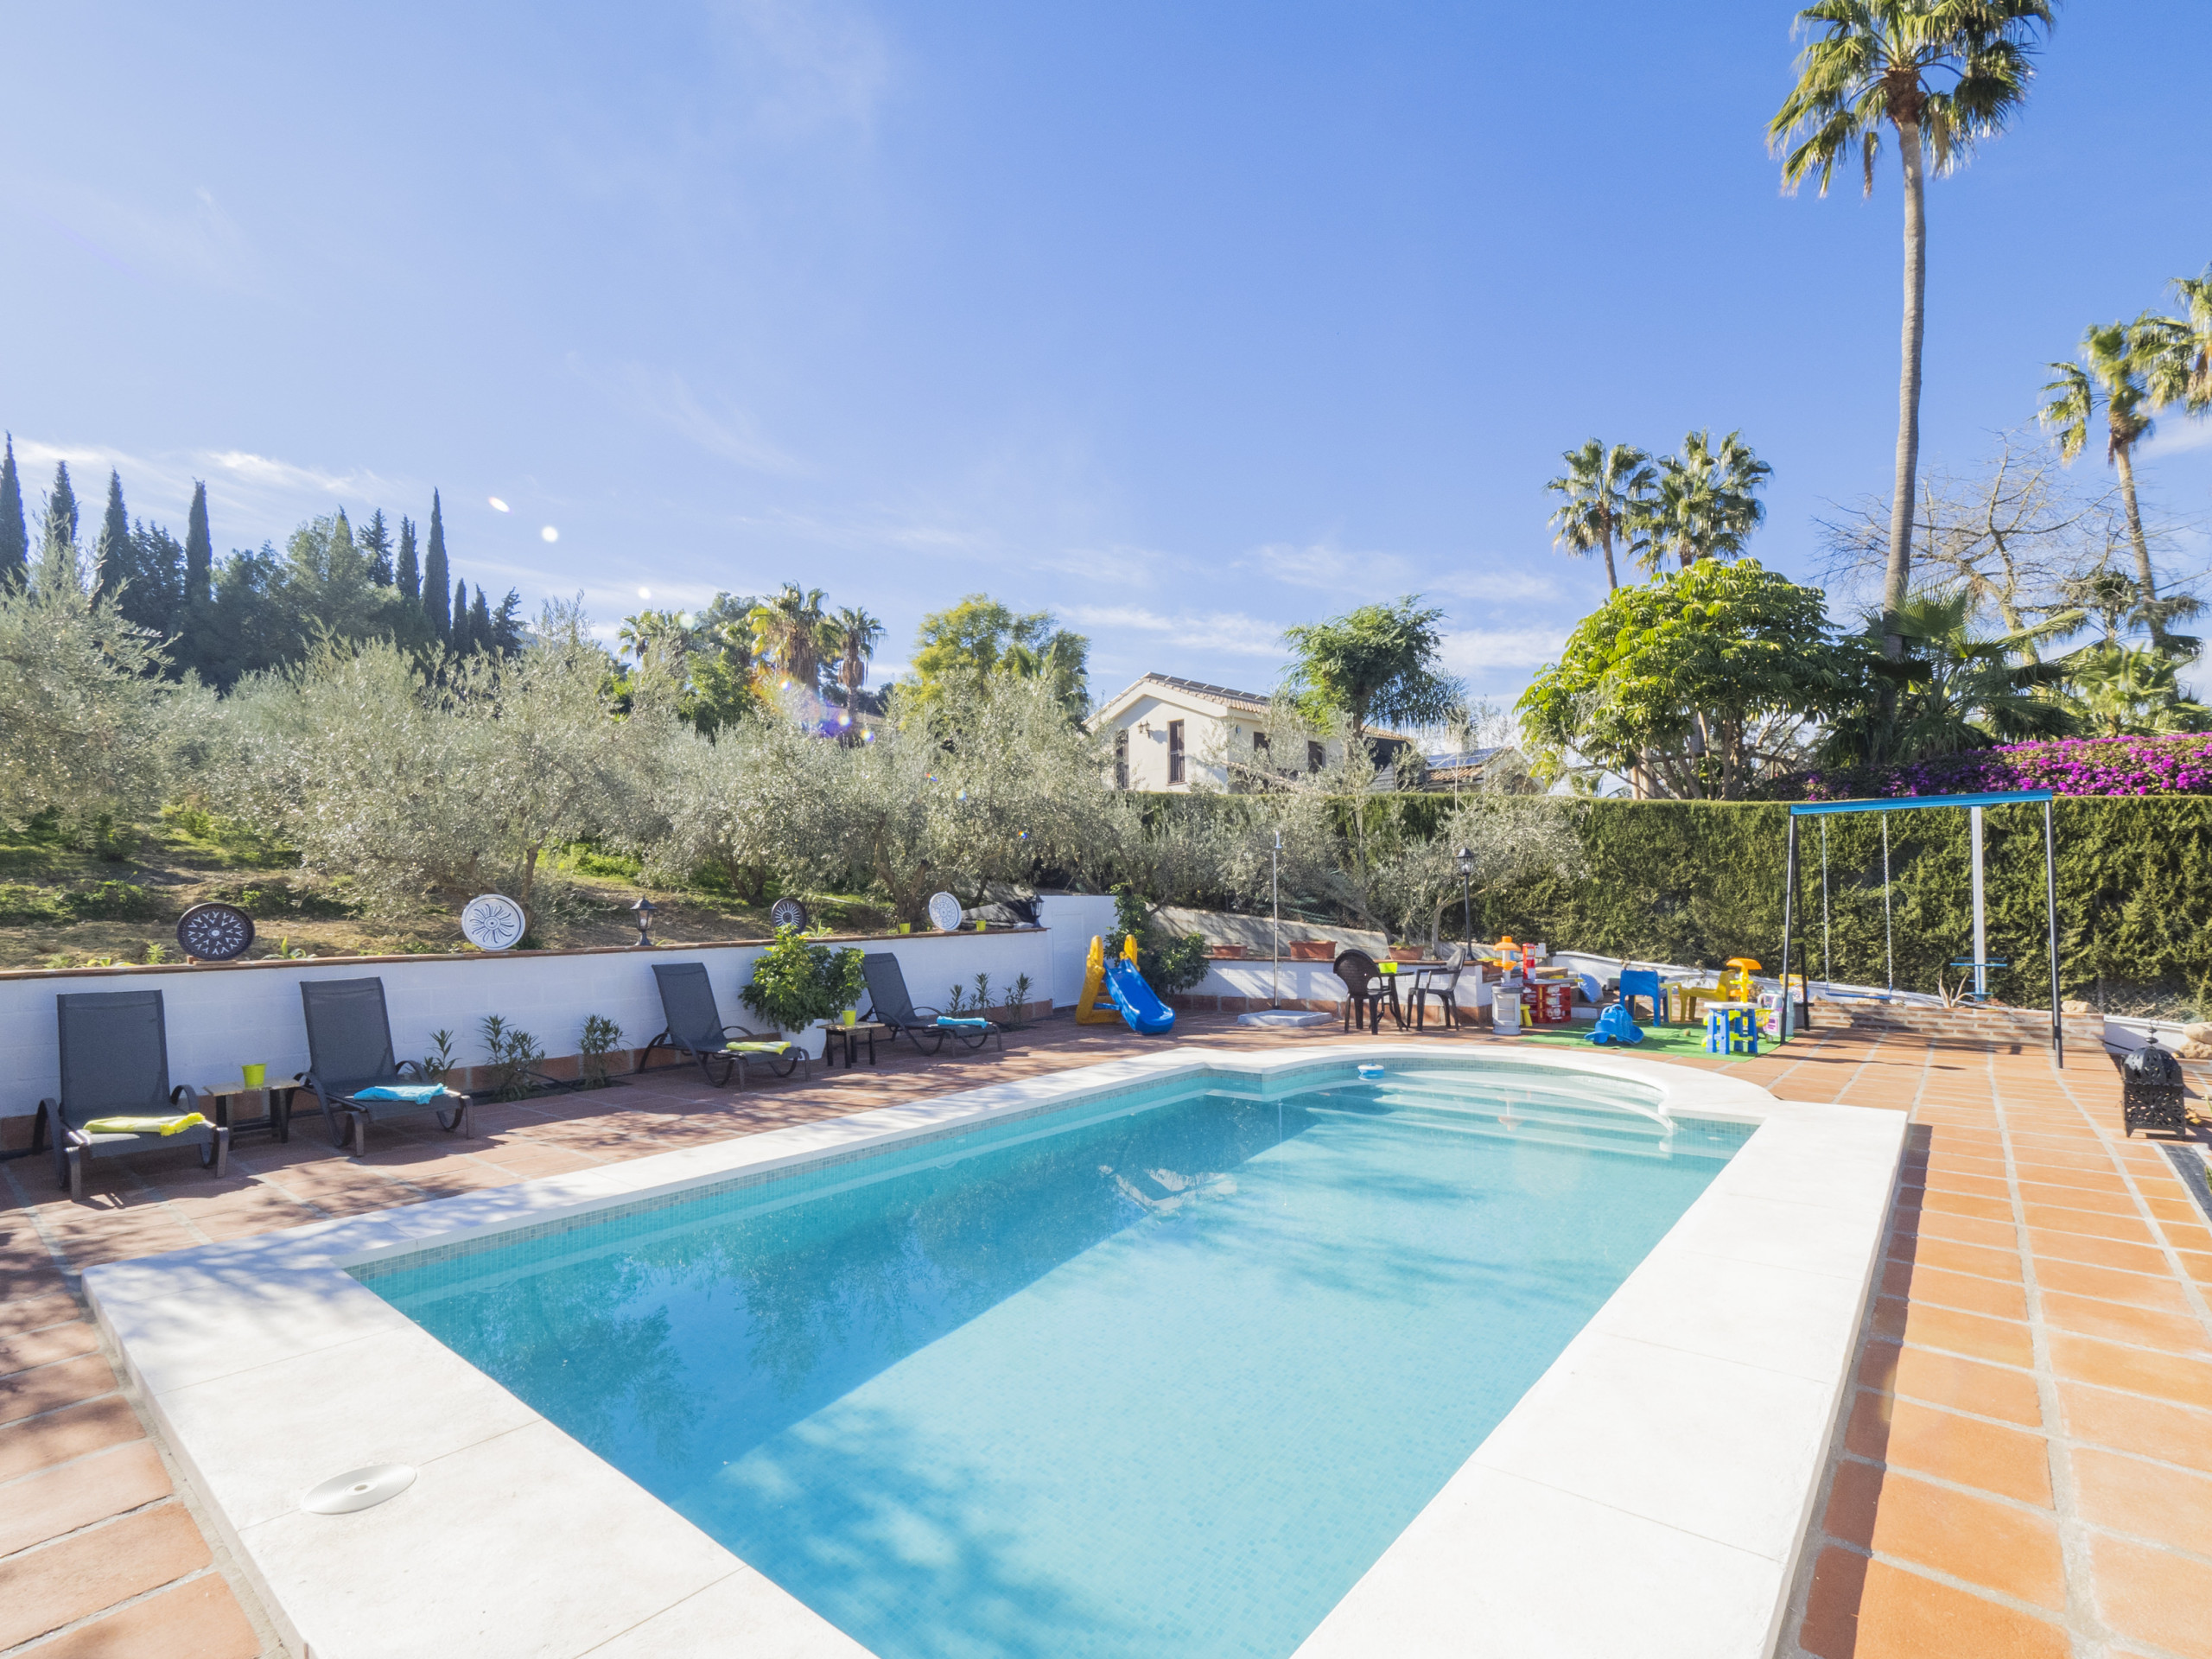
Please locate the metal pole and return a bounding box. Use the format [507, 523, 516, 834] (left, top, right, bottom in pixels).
[1820, 817, 1831, 987]
[1271, 830, 1281, 1009]
[1970, 804, 1987, 1000]
[1882, 816, 1894, 998]
[2044, 798, 2063, 1069]
[1781, 816, 1802, 1037]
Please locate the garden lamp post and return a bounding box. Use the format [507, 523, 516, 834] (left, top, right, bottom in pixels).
[631, 896, 658, 948]
[1455, 846, 1475, 953]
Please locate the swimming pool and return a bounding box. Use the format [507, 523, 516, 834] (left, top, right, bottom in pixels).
[359, 1062, 1748, 1659]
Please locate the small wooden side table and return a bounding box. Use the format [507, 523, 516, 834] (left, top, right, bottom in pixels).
[827, 1022, 887, 1069]
[193, 1081, 302, 1144]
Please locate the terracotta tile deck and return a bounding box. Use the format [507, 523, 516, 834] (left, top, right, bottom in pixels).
[3, 1010, 2208, 1657]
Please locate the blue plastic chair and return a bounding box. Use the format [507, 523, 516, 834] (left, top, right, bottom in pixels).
[1618, 968, 1662, 1026]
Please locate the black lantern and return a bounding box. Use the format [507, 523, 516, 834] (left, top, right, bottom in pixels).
[631, 896, 659, 948]
[2120, 1036, 2188, 1136]
[1454, 846, 1475, 952]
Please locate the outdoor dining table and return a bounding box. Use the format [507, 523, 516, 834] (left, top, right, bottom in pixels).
[1377, 960, 1464, 1030]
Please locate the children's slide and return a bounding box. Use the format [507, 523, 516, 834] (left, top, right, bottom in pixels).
[1104, 957, 1177, 1035]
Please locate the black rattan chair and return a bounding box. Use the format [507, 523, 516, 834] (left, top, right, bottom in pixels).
[300, 977, 470, 1156]
[32, 991, 227, 1199]
[642, 962, 806, 1088]
[861, 953, 1001, 1053]
[1332, 950, 1393, 1033]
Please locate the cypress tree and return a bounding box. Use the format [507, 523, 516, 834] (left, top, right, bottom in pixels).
[492, 588, 524, 656]
[423, 490, 450, 639]
[395, 516, 419, 602]
[328, 507, 356, 570]
[361, 507, 393, 584]
[454, 577, 469, 652]
[183, 482, 213, 608]
[38, 462, 79, 591]
[92, 470, 130, 600]
[469, 584, 492, 653]
[0, 434, 25, 583]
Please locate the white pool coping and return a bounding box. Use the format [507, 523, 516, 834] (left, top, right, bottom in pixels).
[82, 1044, 1904, 1659]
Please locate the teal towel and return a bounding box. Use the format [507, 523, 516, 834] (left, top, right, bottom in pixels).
[935, 1016, 991, 1029]
[354, 1083, 448, 1103]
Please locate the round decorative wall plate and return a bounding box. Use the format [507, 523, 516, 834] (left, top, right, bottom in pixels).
[769, 897, 810, 932]
[461, 893, 528, 951]
[176, 902, 255, 963]
[926, 891, 964, 933]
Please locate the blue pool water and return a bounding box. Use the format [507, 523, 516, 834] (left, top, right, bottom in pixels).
[362, 1062, 1744, 1659]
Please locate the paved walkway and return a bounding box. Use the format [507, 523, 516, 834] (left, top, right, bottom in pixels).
[2, 1013, 2206, 1657]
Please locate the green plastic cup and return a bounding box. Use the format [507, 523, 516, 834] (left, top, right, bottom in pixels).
[242, 1064, 267, 1088]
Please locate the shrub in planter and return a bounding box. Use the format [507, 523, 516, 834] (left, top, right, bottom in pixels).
[741, 925, 867, 1034]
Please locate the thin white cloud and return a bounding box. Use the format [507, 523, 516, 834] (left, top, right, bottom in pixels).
[1240, 540, 1558, 604]
[594, 362, 809, 476]
[13, 437, 410, 547]
[1439, 627, 1567, 676]
[12, 180, 260, 294]
[712, 0, 893, 140]
[1063, 603, 1287, 658]
[2143, 416, 2212, 459]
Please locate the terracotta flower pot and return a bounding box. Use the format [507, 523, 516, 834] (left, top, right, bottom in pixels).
[1286, 940, 1335, 962]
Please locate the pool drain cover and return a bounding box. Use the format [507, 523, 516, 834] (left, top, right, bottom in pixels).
[302, 1464, 416, 1516]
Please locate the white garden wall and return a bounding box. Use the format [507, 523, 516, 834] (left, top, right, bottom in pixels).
[1034, 893, 1121, 1007]
[0, 929, 1055, 1135]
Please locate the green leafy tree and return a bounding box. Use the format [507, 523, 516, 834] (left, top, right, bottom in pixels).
[1281, 595, 1464, 747]
[359, 507, 394, 585]
[37, 461, 79, 593]
[182, 482, 213, 609]
[1546, 440, 1653, 591]
[1103, 883, 1211, 995]
[2040, 315, 2196, 648]
[686, 592, 764, 736]
[1770, 0, 2056, 661]
[908, 593, 1090, 719]
[423, 490, 451, 639]
[1635, 431, 1770, 572]
[118, 522, 184, 638]
[1518, 560, 1849, 799]
[395, 516, 420, 604]
[0, 434, 24, 584]
[92, 470, 130, 601]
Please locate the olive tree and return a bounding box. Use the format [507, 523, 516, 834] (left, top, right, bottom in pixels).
[0, 578, 205, 844]
[226, 606, 661, 919]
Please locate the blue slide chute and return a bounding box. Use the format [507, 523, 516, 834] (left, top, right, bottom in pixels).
[1104, 958, 1177, 1034]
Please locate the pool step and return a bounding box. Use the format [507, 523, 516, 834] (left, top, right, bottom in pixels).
[1303, 1092, 1681, 1159]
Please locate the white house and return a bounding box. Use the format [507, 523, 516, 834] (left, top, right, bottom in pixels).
[1090, 673, 1415, 791]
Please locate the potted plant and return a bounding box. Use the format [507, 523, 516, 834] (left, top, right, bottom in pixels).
[741, 926, 866, 1060]
[1286, 938, 1335, 962]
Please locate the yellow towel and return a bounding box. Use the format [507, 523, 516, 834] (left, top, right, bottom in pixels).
[724, 1041, 793, 1054]
[80, 1113, 208, 1137]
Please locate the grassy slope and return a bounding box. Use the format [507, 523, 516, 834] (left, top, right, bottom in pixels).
[0, 817, 883, 969]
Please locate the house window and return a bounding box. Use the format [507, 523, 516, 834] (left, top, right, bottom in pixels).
[1252, 730, 1268, 753]
[1167, 720, 1185, 785]
[1307, 740, 1325, 773]
[1114, 730, 1128, 789]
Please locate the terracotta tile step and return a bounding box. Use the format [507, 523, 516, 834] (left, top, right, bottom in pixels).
[0, 1502, 211, 1650]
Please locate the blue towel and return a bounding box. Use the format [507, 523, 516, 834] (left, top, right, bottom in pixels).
[353, 1083, 449, 1103]
[934, 1016, 991, 1029]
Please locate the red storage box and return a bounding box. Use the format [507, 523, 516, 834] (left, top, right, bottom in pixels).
[1532, 982, 1573, 1025]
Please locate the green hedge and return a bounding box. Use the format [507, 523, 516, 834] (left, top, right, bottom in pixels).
[1133, 793, 2212, 1011]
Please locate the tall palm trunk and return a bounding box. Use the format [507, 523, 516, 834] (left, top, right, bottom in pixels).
[2111, 439, 2160, 612]
[1884, 119, 1928, 663]
[1599, 525, 1618, 591]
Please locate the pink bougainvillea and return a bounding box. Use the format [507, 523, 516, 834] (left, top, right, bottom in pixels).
[1793, 732, 2212, 801]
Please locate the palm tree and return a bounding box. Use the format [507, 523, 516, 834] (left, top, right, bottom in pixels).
[747, 583, 830, 692]
[2063, 644, 2212, 738]
[617, 608, 691, 665]
[1826, 589, 2076, 766]
[824, 605, 884, 718]
[1770, 0, 2055, 662]
[1545, 441, 1653, 590]
[1633, 430, 1770, 573]
[2040, 315, 2193, 646]
[2170, 265, 2212, 411]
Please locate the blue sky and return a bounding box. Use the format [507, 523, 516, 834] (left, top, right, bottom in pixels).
[3, 1, 2207, 706]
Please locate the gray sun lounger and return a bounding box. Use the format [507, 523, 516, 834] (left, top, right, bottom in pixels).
[32, 990, 227, 1200]
[299, 977, 471, 1156]
[642, 961, 809, 1088]
[861, 952, 1001, 1054]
